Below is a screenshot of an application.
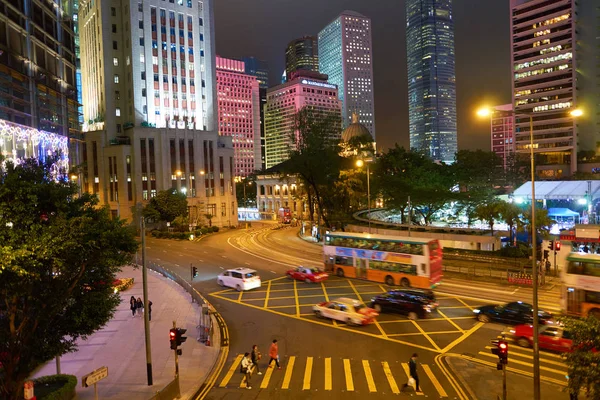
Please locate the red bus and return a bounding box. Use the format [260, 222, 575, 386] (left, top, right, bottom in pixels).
[278, 207, 291, 224]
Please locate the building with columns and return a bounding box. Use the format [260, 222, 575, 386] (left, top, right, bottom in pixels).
[78, 0, 237, 226]
[215, 56, 261, 177]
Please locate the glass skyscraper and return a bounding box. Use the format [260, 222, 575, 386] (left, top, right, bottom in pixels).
[285, 36, 319, 80]
[406, 0, 457, 163]
[319, 10, 375, 139]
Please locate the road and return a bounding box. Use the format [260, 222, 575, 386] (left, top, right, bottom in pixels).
[143, 222, 568, 399]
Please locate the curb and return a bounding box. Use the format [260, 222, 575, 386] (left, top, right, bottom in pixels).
[434, 353, 474, 400]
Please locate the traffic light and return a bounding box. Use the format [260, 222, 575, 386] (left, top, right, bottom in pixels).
[192, 266, 198, 278]
[548, 240, 555, 250]
[175, 328, 187, 346]
[555, 241, 561, 251]
[491, 339, 508, 366]
[169, 327, 187, 354]
[170, 328, 177, 350]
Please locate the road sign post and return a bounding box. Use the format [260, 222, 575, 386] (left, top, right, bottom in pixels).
[82, 366, 108, 400]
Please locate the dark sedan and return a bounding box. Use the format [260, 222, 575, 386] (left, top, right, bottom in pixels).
[473, 301, 553, 325]
[371, 290, 437, 320]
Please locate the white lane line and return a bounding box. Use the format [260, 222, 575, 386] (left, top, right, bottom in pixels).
[162, 250, 167, 253]
[245, 262, 251, 265]
[203, 251, 208, 254]
[174, 264, 180, 267]
[271, 271, 277, 274]
[441, 282, 518, 295]
[221, 255, 227, 258]
[219, 266, 224, 269]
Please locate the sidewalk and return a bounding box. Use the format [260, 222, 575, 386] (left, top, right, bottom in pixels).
[445, 356, 569, 400]
[31, 266, 219, 400]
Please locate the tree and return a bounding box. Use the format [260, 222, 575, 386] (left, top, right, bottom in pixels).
[204, 213, 213, 227]
[0, 158, 138, 400]
[518, 206, 555, 242]
[559, 316, 600, 399]
[142, 189, 188, 223]
[453, 150, 504, 193]
[498, 201, 522, 244]
[473, 199, 504, 235]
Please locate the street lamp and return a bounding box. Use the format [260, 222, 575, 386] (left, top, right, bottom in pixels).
[356, 158, 373, 234]
[478, 105, 582, 399]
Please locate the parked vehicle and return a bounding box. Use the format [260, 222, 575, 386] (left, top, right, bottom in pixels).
[217, 268, 261, 291]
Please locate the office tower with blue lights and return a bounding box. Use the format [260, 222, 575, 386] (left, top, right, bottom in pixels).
[318, 10, 375, 139]
[406, 0, 457, 164]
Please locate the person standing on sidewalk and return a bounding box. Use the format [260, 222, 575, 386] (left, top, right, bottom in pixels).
[409, 353, 421, 392]
[251, 345, 262, 375]
[268, 339, 280, 369]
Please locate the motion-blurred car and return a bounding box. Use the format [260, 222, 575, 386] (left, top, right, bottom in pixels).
[286, 266, 329, 283]
[370, 289, 438, 320]
[313, 297, 378, 326]
[217, 268, 261, 291]
[473, 301, 553, 325]
[509, 324, 572, 352]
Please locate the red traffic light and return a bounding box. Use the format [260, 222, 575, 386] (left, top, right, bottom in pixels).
[499, 342, 508, 351]
[555, 242, 561, 251]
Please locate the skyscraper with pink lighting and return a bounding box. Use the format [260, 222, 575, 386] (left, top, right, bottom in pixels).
[490, 104, 514, 169]
[216, 56, 261, 177]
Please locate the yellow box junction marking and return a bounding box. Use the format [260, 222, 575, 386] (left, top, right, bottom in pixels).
[303, 356, 313, 390]
[343, 359, 354, 391]
[324, 357, 332, 390]
[347, 279, 388, 338]
[437, 309, 465, 333]
[423, 364, 448, 397]
[382, 361, 400, 394]
[362, 360, 377, 392]
[263, 280, 272, 308]
[293, 280, 300, 317]
[219, 354, 243, 387]
[281, 356, 296, 389]
[410, 320, 441, 351]
[237, 288, 244, 302]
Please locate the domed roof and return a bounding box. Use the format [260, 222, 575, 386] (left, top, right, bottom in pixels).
[342, 113, 372, 142]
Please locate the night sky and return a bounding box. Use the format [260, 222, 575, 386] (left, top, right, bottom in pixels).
[214, 0, 511, 153]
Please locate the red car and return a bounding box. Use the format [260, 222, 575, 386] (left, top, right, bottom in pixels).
[286, 266, 329, 283]
[510, 324, 573, 352]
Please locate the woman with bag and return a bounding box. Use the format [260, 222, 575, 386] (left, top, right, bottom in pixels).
[240, 352, 254, 389]
[251, 345, 262, 375]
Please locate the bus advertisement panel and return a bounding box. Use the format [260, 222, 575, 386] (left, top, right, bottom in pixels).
[561, 253, 600, 318]
[323, 232, 442, 289]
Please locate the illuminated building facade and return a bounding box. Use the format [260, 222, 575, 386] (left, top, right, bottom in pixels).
[216, 56, 261, 177]
[406, 0, 457, 164]
[285, 36, 319, 80]
[264, 71, 342, 169]
[490, 104, 515, 170]
[0, 0, 80, 170]
[318, 10, 375, 138]
[78, 0, 237, 226]
[511, 0, 599, 176]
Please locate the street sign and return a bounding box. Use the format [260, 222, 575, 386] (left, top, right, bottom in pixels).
[82, 366, 108, 388]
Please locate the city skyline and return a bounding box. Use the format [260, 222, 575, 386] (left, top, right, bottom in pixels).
[213, 0, 512, 154]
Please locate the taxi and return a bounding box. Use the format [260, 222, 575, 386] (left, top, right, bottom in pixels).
[509, 324, 572, 352]
[313, 297, 378, 326]
[286, 266, 329, 283]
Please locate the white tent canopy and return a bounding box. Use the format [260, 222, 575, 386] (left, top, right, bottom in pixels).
[513, 181, 600, 200]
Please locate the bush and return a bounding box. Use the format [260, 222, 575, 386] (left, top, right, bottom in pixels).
[211, 226, 219, 233]
[151, 230, 159, 237]
[229, 225, 237, 229]
[200, 227, 209, 235]
[195, 230, 202, 237]
[33, 374, 77, 400]
[178, 232, 188, 240]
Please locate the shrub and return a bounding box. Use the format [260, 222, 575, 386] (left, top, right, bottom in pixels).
[113, 278, 134, 292]
[178, 232, 188, 240]
[151, 230, 159, 237]
[33, 374, 77, 400]
[211, 226, 219, 233]
[200, 227, 209, 235]
[195, 230, 202, 237]
[229, 225, 237, 229]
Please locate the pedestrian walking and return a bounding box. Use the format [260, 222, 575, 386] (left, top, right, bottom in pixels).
[409, 353, 421, 392]
[268, 339, 280, 369]
[240, 352, 254, 389]
[136, 297, 144, 316]
[130, 296, 137, 317]
[251, 345, 262, 375]
[148, 300, 153, 321]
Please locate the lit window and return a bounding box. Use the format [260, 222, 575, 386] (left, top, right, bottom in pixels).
[116, 108, 121, 116]
[140, 54, 145, 63]
[113, 57, 119, 66]
[114, 75, 119, 83]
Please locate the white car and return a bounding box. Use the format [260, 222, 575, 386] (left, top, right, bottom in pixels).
[313, 297, 379, 326]
[217, 268, 261, 291]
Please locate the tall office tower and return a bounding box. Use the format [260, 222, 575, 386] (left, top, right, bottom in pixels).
[285, 36, 319, 80]
[511, 0, 599, 176]
[406, 0, 457, 164]
[318, 10, 375, 138]
[240, 56, 269, 170]
[216, 56, 261, 177]
[264, 71, 341, 169]
[73, 0, 83, 126]
[490, 104, 515, 170]
[0, 1, 79, 170]
[79, 0, 237, 226]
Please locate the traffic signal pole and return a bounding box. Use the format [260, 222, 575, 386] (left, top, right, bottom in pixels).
[141, 218, 153, 386]
[502, 362, 507, 400]
[173, 320, 180, 377]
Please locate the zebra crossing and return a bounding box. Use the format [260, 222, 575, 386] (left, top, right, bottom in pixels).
[217, 354, 450, 396]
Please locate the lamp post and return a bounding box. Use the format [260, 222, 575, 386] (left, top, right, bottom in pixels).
[477, 105, 582, 400]
[356, 159, 373, 234]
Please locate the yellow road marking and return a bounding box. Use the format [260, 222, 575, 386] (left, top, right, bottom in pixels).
[237, 288, 244, 302]
[343, 359, 354, 391]
[219, 354, 243, 387]
[401, 363, 424, 395]
[379, 284, 388, 293]
[259, 360, 275, 389]
[484, 346, 566, 366]
[422, 364, 448, 397]
[263, 280, 272, 308]
[455, 297, 474, 310]
[477, 352, 567, 374]
[362, 360, 377, 392]
[388, 330, 465, 337]
[347, 279, 387, 337]
[324, 357, 332, 390]
[491, 342, 564, 359]
[377, 316, 474, 324]
[440, 322, 484, 353]
[435, 354, 470, 400]
[437, 309, 465, 333]
[303, 357, 313, 390]
[281, 356, 295, 389]
[321, 281, 338, 326]
[410, 320, 441, 351]
[293, 280, 300, 317]
[382, 361, 400, 394]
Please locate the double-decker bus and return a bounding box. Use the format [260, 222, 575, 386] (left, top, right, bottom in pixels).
[323, 232, 442, 289]
[562, 253, 600, 318]
[278, 207, 291, 224]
